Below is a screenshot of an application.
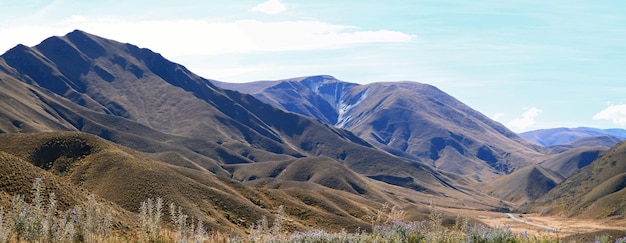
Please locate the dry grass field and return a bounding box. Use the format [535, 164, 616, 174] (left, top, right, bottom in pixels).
[451, 208, 626, 237]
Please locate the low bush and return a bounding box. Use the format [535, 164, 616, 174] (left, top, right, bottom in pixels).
[0, 178, 113, 242]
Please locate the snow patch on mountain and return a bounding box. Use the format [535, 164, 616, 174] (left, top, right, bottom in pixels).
[337, 88, 369, 128]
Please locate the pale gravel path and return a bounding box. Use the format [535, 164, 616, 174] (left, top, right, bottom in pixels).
[506, 213, 580, 233]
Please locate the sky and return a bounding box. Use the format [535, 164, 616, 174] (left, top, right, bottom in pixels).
[1, 0, 625, 132]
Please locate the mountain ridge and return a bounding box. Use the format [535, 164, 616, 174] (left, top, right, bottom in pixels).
[0, 30, 513, 232]
[526, 141, 626, 218]
[521, 127, 626, 147]
[3, 29, 625, 234]
[215, 75, 546, 182]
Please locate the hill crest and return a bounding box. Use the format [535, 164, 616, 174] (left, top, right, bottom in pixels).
[521, 127, 626, 147]
[215, 76, 545, 182]
[0, 30, 513, 232]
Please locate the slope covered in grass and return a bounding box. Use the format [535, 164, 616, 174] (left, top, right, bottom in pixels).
[216, 76, 546, 183]
[0, 131, 503, 233]
[0, 30, 466, 197]
[540, 146, 606, 178]
[480, 164, 564, 206]
[528, 141, 626, 218]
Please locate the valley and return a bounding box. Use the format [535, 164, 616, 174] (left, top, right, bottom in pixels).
[457, 209, 626, 237]
[0, 29, 625, 241]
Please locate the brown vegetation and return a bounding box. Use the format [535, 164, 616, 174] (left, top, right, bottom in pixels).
[1, 30, 625, 239]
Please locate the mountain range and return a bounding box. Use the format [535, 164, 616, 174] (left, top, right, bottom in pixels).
[0, 30, 624, 233]
[0, 30, 505, 232]
[215, 76, 546, 182]
[214, 73, 626, 217]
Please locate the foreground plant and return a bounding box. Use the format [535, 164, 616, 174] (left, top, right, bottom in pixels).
[0, 178, 113, 242]
[138, 197, 208, 243]
[3, 179, 625, 242]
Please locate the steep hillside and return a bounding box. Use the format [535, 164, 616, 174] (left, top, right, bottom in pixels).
[0, 150, 91, 211]
[527, 141, 626, 218]
[540, 146, 606, 178]
[0, 30, 514, 229]
[521, 127, 626, 147]
[0, 61, 76, 133]
[482, 145, 607, 206]
[0, 30, 464, 194]
[0, 132, 259, 231]
[480, 164, 564, 206]
[567, 135, 622, 149]
[215, 76, 545, 182]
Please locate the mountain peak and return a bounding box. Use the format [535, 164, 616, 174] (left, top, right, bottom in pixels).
[301, 74, 338, 81]
[2, 43, 32, 58]
[215, 76, 544, 181]
[65, 29, 103, 42]
[298, 75, 342, 89]
[69, 29, 89, 35]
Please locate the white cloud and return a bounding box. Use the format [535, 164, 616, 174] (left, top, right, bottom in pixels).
[491, 113, 504, 121]
[592, 104, 626, 125]
[0, 17, 414, 58]
[251, 0, 287, 14]
[506, 107, 542, 132]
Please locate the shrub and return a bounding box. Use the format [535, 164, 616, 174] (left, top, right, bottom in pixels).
[75, 194, 113, 241]
[248, 205, 286, 242]
[140, 197, 163, 241]
[165, 199, 208, 242]
[4, 178, 56, 242]
[465, 225, 517, 243]
[365, 202, 406, 227]
[373, 221, 427, 242]
[0, 178, 112, 243]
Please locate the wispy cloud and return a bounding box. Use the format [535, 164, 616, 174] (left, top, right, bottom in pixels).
[0, 16, 414, 58]
[592, 104, 626, 126]
[506, 107, 542, 132]
[251, 0, 287, 14]
[491, 113, 505, 121]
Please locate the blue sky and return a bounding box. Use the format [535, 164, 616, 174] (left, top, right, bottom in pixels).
[1, 0, 625, 132]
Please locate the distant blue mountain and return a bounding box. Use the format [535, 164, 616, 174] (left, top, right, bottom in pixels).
[520, 127, 626, 147]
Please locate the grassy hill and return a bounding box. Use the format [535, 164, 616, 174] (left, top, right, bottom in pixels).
[0, 30, 467, 196]
[0, 131, 506, 234]
[215, 76, 546, 183]
[4, 29, 625, 237]
[540, 146, 606, 178]
[526, 141, 626, 218]
[480, 164, 564, 206]
[0, 132, 379, 232]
